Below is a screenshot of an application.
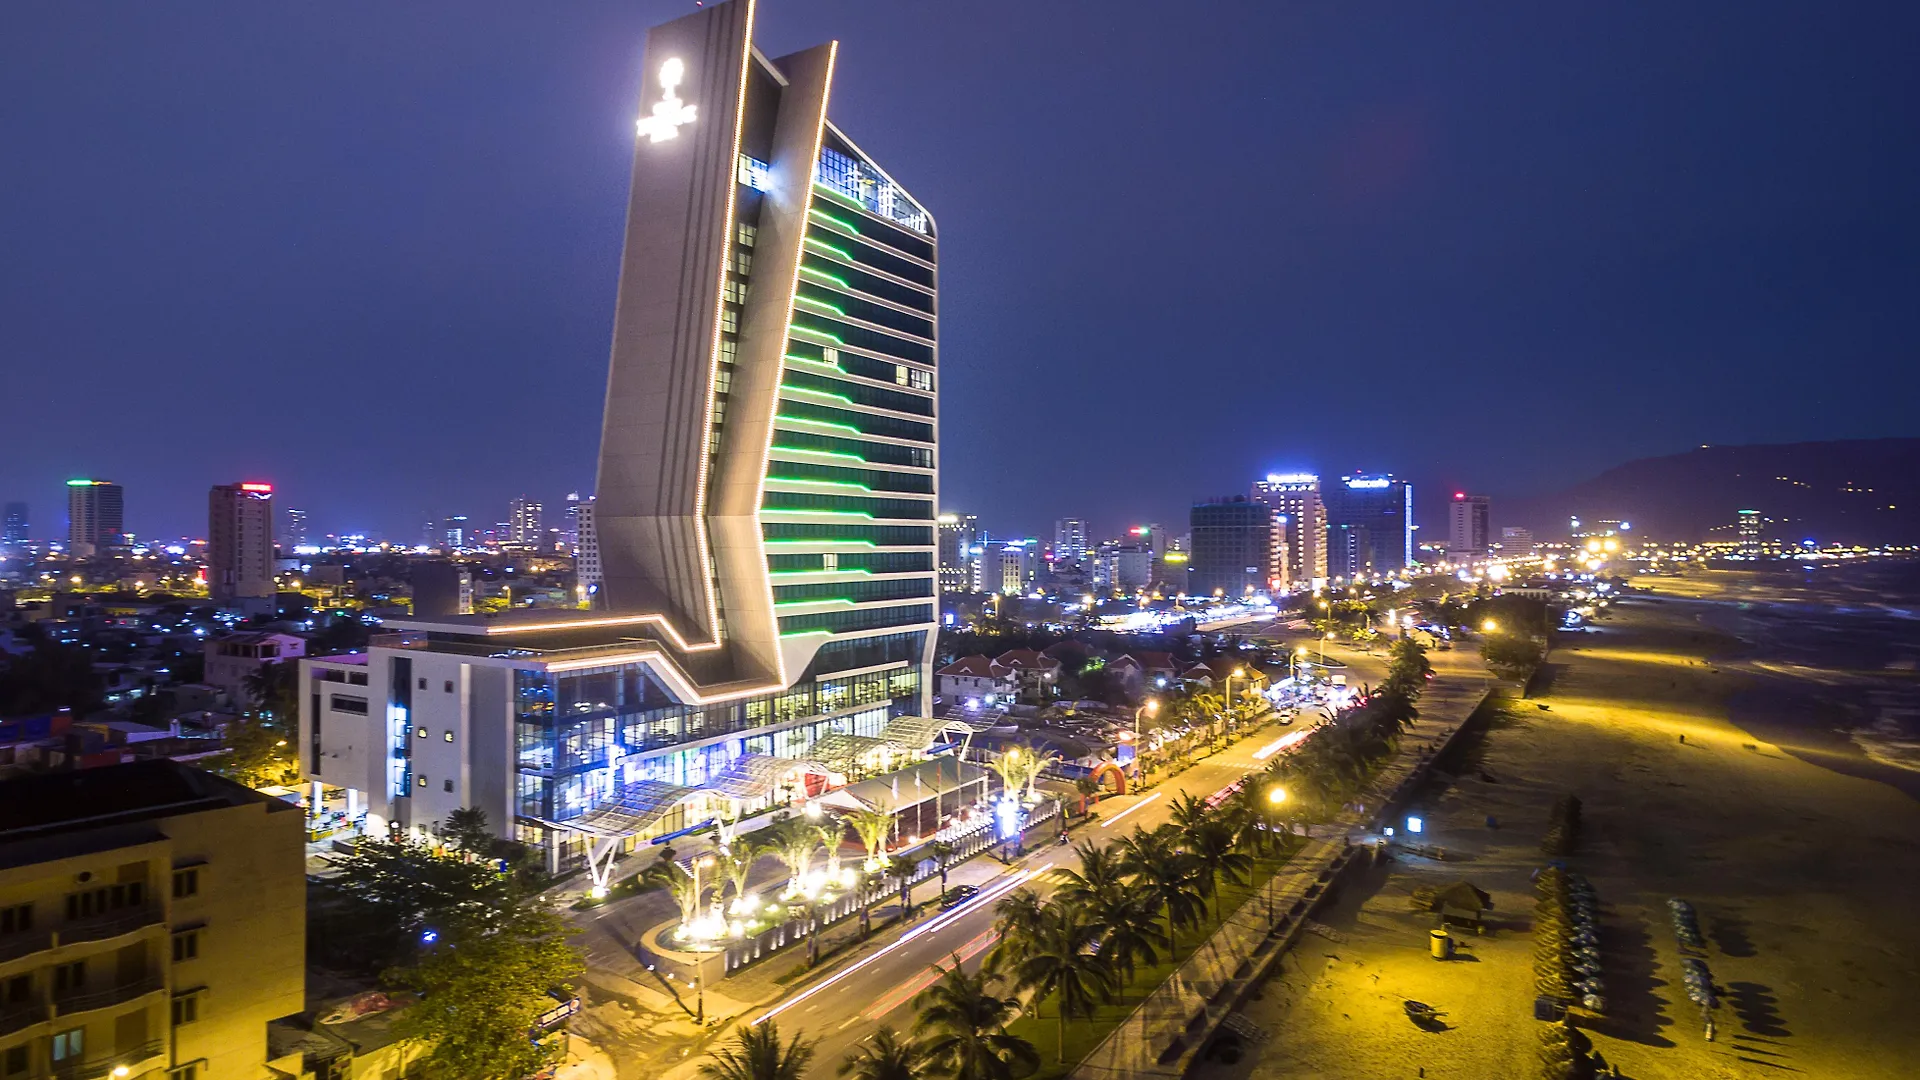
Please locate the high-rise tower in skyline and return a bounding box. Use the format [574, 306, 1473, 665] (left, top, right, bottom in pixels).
[1447, 492, 1491, 561]
[508, 495, 543, 550]
[2, 501, 26, 549]
[1324, 473, 1413, 579]
[1252, 473, 1326, 588]
[65, 478, 123, 557]
[299, 0, 938, 874]
[208, 482, 276, 605]
[1053, 518, 1088, 564]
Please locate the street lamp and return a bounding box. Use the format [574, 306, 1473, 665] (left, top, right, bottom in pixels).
[1266, 786, 1287, 805]
[1482, 619, 1499, 633]
[1134, 699, 1160, 773]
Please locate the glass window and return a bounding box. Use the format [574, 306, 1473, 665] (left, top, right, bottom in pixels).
[52, 1028, 84, 1060]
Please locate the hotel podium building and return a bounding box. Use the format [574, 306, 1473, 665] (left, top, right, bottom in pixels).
[299, 0, 940, 872]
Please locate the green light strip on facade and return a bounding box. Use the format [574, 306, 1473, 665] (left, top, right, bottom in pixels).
[777, 415, 863, 435]
[784, 353, 842, 372]
[769, 445, 867, 462]
[800, 265, 850, 288]
[808, 208, 859, 233]
[768, 568, 875, 576]
[780, 629, 837, 638]
[775, 598, 857, 609]
[804, 236, 852, 260]
[781, 384, 855, 405]
[764, 539, 879, 548]
[812, 182, 864, 209]
[794, 295, 846, 316]
[766, 476, 872, 491]
[789, 323, 844, 344]
[759, 508, 875, 520]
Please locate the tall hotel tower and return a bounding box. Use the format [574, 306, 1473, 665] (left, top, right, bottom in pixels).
[299, 0, 939, 872]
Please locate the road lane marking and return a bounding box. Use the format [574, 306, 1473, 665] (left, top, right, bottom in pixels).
[752, 863, 1050, 1026]
[1099, 790, 1162, 828]
[866, 928, 1000, 1020]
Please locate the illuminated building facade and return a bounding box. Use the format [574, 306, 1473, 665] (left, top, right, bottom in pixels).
[208, 482, 275, 605]
[65, 479, 123, 557]
[298, 0, 937, 871]
[1252, 473, 1326, 588]
[1446, 493, 1491, 561]
[1187, 497, 1280, 598]
[1325, 473, 1413, 578]
[937, 513, 977, 593]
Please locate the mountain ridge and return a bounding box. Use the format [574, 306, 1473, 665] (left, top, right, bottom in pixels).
[1497, 438, 1920, 544]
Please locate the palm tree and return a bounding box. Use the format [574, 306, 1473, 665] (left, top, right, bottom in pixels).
[1088, 891, 1166, 987]
[1116, 825, 1203, 950]
[846, 806, 895, 873]
[817, 823, 847, 881]
[1023, 750, 1061, 803]
[986, 888, 1047, 975]
[929, 840, 957, 894]
[838, 1027, 927, 1080]
[644, 857, 705, 933]
[1009, 905, 1117, 1062]
[887, 854, 919, 913]
[1055, 842, 1127, 910]
[767, 817, 820, 896]
[1182, 816, 1254, 919]
[913, 962, 1040, 1080]
[719, 839, 762, 914]
[986, 750, 1030, 804]
[1167, 793, 1212, 836]
[700, 1021, 817, 1080]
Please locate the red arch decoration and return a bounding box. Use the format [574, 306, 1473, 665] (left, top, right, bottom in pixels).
[1091, 762, 1128, 796]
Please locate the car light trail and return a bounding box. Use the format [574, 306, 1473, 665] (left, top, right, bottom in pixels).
[1099, 790, 1162, 828]
[1253, 729, 1313, 760]
[752, 863, 1050, 1025]
[865, 927, 999, 1019]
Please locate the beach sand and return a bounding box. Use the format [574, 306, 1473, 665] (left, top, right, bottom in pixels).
[1195, 590, 1920, 1079]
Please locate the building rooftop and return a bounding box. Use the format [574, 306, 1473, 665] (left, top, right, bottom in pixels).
[0, 759, 293, 842]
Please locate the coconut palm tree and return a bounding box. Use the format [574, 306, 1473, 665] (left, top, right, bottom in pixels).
[768, 817, 819, 897]
[1167, 793, 1213, 836]
[847, 806, 895, 872]
[1009, 904, 1117, 1063]
[1088, 891, 1167, 988]
[817, 823, 847, 882]
[986, 888, 1047, 975]
[986, 750, 1028, 803]
[719, 839, 762, 914]
[1116, 825, 1203, 950]
[929, 840, 957, 894]
[913, 962, 1040, 1080]
[644, 857, 705, 933]
[1022, 750, 1061, 804]
[1182, 816, 1254, 919]
[1054, 842, 1127, 910]
[700, 1020, 817, 1080]
[837, 1027, 927, 1080]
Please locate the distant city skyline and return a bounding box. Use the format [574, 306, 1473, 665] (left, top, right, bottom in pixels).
[4, 2, 1914, 547]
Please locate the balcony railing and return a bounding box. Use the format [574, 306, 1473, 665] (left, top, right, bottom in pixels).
[53, 972, 164, 1017]
[57, 903, 164, 947]
[0, 927, 54, 964]
[50, 1039, 166, 1080]
[0, 999, 50, 1038]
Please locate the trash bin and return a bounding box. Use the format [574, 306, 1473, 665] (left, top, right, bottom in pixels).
[1429, 929, 1451, 959]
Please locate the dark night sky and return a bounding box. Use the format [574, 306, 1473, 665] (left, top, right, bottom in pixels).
[3, 1, 1916, 544]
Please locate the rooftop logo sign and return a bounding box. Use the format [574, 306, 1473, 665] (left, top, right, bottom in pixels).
[636, 58, 697, 143]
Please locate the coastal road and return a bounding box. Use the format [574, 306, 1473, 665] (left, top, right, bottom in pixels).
[772, 730, 1302, 1074]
